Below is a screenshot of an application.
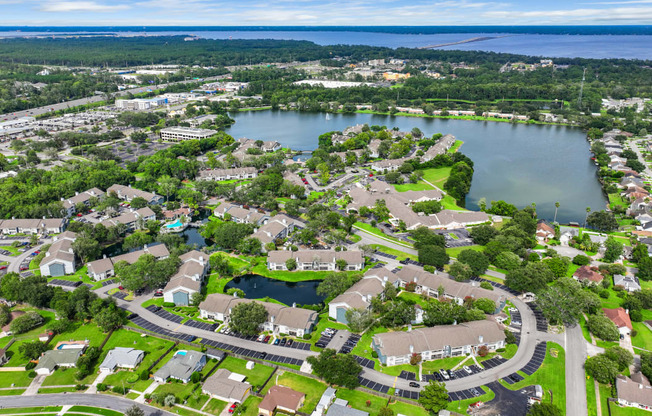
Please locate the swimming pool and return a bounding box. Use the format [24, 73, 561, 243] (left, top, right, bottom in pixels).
[166, 219, 183, 229]
[175, 350, 187, 356]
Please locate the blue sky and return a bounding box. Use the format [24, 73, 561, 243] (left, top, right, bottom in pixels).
[1, 0, 652, 26]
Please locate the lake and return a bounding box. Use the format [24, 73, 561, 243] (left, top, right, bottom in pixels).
[225, 111, 607, 224]
[225, 274, 325, 306]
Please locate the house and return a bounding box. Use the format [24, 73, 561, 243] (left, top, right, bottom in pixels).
[370, 157, 409, 172]
[421, 134, 456, 162]
[99, 347, 145, 373]
[198, 167, 258, 181]
[536, 222, 555, 242]
[87, 243, 170, 281]
[372, 320, 506, 366]
[202, 368, 251, 403]
[328, 267, 400, 323]
[326, 403, 369, 416]
[259, 385, 305, 416]
[311, 387, 337, 416]
[603, 307, 633, 336]
[61, 188, 105, 216]
[153, 350, 206, 383]
[572, 265, 604, 285]
[267, 250, 364, 271]
[107, 184, 163, 205]
[199, 293, 318, 337]
[163, 250, 209, 306]
[100, 207, 156, 230]
[215, 203, 269, 226]
[614, 274, 642, 292]
[253, 214, 299, 246]
[0, 218, 67, 235]
[39, 231, 77, 277]
[34, 343, 87, 376]
[616, 374, 652, 411]
[368, 139, 382, 158]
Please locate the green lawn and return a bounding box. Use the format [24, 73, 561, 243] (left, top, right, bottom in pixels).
[500, 342, 566, 412]
[218, 356, 275, 390]
[68, 406, 122, 416]
[398, 291, 430, 307]
[500, 343, 519, 360]
[0, 371, 33, 388]
[49, 322, 108, 348]
[631, 322, 652, 351]
[0, 407, 62, 414]
[370, 244, 411, 261]
[353, 222, 413, 248]
[421, 356, 467, 373]
[586, 374, 598, 416]
[0, 389, 26, 396]
[263, 372, 328, 414]
[38, 386, 80, 393]
[446, 245, 484, 258]
[251, 262, 359, 283]
[422, 167, 452, 185]
[336, 388, 429, 416]
[448, 140, 464, 153]
[205, 273, 234, 295]
[204, 398, 228, 414]
[42, 366, 96, 387]
[394, 182, 434, 192]
[233, 395, 262, 416]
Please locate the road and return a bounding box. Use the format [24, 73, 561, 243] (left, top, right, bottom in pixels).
[5, 240, 50, 274]
[565, 325, 588, 416]
[0, 393, 173, 416]
[0, 75, 229, 121]
[630, 139, 652, 179]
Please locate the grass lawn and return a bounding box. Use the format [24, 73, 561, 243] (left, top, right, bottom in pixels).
[234, 395, 262, 416]
[353, 222, 413, 248]
[631, 322, 652, 351]
[49, 322, 108, 348]
[421, 356, 467, 374]
[394, 182, 434, 192]
[0, 389, 26, 396]
[447, 385, 495, 415]
[251, 262, 352, 283]
[204, 399, 228, 414]
[422, 167, 452, 185]
[370, 244, 411, 261]
[448, 140, 464, 153]
[0, 407, 62, 414]
[205, 273, 234, 295]
[263, 372, 327, 414]
[68, 407, 122, 416]
[579, 315, 593, 344]
[307, 313, 349, 346]
[42, 366, 96, 387]
[154, 378, 209, 410]
[501, 342, 565, 412]
[337, 388, 429, 416]
[440, 194, 466, 211]
[0, 371, 33, 388]
[500, 343, 518, 360]
[38, 386, 79, 393]
[586, 374, 598, 416]
[398, 291, 430, 307]
[446, 245, 484, 258]
[218, 356, 275, 390]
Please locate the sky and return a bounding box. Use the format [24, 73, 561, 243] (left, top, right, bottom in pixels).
[1, 0, 652, 26]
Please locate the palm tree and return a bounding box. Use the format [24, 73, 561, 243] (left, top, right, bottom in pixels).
[553, 202, 560, 224]
[585, 207, 591, 229]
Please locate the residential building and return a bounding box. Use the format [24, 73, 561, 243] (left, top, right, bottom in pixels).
[603, 307, 633, 336]
[572, 265, 604, 285]
[39, 231, 77, 277]
[370, 157, 409, 172]
[267, 250, 364, 271]
[153, 350, 206, 383]
[215, 203, 269, 226]
[160, 127, 216, 142]
[614, 274, 642, 292]
[421, 134, 456, 162]
[372, 320, 505, 366]
[107, 184, 163, 205]
[536, 222, 555, 242]
[368, 139, 382, 158]
[252, 214, 299, 246]
[197, 167, 258, 181]
[99, 347, 145, 373]
[311, 387, 337, 416]
[100, 207, 156, 230]
[326, 403, 369, 416]
[231, 138, 281, 160]
[329, 268, 400, 323]
[162, 250, 209, 306]
[35, 343, 87, 376]
[87, 243, 170, 281]
[0, 218, 67, 235]
[61, 188, 105, 216]
[202, 368, 251, 403]
[199, 293, 318, 337]
[259, 386, 305, 416]
[616, 374, 652, 411]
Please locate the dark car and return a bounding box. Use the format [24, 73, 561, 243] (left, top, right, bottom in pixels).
[287, 339, 293, 346]
[126, 313, 138, 320]
[280, 338, 287, 346]
[259, 352, 267, 359]
[315, 342, 326, 348]
[409, 382, 420, 388]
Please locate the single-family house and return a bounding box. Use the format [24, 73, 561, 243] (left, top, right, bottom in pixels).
[536, 222, 555, 242]
[39, 231, 77, 277]
[153, 350, 206, 383]
[325, 403, 369, 416]
[35, 347, 85, 376]
[572, 265, 604, 285]
[259, 385, 305, 416]
[311, 387, 337, 416]
[267, 250, 364, 271]
[202, 368, 251, 403]
[99, 347, 145, 373]
[603, 307, 633, 336]
[371, 320, 506, 366]
[199, 293, 318, 337]
[614, 274, 642, 292]
[616, 374, 652, 411]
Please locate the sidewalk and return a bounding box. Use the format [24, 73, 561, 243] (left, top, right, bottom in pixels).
[85, 372, 109, 394]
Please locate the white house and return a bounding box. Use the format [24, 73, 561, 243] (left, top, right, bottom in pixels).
[39, 231, 77, 277]
[267, 250, 364, 271]
[99, 347, 145, 373]
[162, 250, 209, 306]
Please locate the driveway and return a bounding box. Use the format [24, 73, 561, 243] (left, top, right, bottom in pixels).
[0, 394, 173, 416]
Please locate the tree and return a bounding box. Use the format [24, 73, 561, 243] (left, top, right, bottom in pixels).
[317, 273, 359, 299]
[543, 257, 570, 278]
[474, 298, 497, 314]
[130, 131, 148, 143]
[191, 292, 204, 307]
[469, 224, 498, 245]
[229, 302, 268, 336]
[335, 259, 348, 271]
[344, 308, 374, 333]
[122, 231, 153, 251]
[164, 394, 176, 407]
[449, 261, 473, 281]
[553, 201, 560, 224]
[494, 252, 521, 271]
[380, 301, 416, 328]
[411, 227, 445, 249]
[307, 349, 362, 389]
[19, 340, 47, 360]
[604, 346, 634, 371]
[125, 405, 145, 416]
[587, 313, 620, 341]
[585, 354, 619, 384]
[72, 234, 101, 263]
[642, 352, 652, 381]
[536, 278, 598, 326]
[129, 197, 148, 209]
[457, 250, 489, 276]
[285, 258, 297, 271]
[418, 380, 449, 414]
[10, 312, 44, 334]
[378, 407, 394, 416]
[158, 175, 180, 202]
[505, 262, 555, 292]
[572, 254, 590, 266]
[94, 303, 125, 332]
[602, 237, 623, 263]
[528, 403, 563, 416]
[418, 245, 449, 268]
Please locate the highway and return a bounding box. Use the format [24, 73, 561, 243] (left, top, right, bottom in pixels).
[0, 75, 229, 122]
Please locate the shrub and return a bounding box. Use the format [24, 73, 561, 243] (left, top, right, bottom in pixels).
[423, 265, 435, 273]
[631, 329, 638, 337]
[28, 371, 36, 378]
[96, 383, 108, 392]
[477, 346, 489, 357]
[25, 362, 36, 370]
[504, 329, 517, 345]
[480, 282, 493, 291]
[190, 371, 201, 384]
[587, 314, 620, 341]
[75, 384, 86, 391]
[599, 290, 610, 299]
[573, 255, 590, 266]
[163, 302, 176, 308]
[112, 386, 129, 394]
[630, 310, 643, 322]
[302, 334, 311, 340]
[405, 282, 417, 292]
[496, 348, 506, 353]
[371, 351, 378, 358]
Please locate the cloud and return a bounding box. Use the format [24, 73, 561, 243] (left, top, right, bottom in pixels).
[41, 1, 129, 12]
[482, 6, 652, 22]
[583, 0, 652, 3]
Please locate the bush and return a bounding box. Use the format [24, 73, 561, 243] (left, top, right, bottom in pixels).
[302, 334, 311, 340]
[112, 386, 129, 394]
[496, 348, 506, 352]
[371, 351, 378, 358]
[25, 362, 36, 370]
[190, 371, 201, 384]
[631, 329, 638, 337]
[75, 384, 86, 391]
[477, 345, 489, 357]
[96, 383, 108, 392]
[504, 329, 517, 345]
[587, 314, 620, 341]
[28, 371, 36, 378]
[140, 369, 150, 380]
[480, 281, 494, 290]
[423, 265, 435, 273]
[573, 255, 590, 266]
[163, 302, 176, 308]
[599, 290, 610, 299]
[630, 310, 643, 322]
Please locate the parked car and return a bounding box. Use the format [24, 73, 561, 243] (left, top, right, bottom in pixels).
[0, 266, 7, 270]
[263, 335, 271, 343]
[154, 289, 163, 297]
[280, 338, 287, 346]
[409, 382, 420, 388]
[118, 285, 124, 290]
[274, 338, 280, 345]
[228, 403, 238, 413]
[439, 370, 450, 380]
[257, 334, 265, 342]
[463, 366, 472, 374]
[287, 339, 293, 346]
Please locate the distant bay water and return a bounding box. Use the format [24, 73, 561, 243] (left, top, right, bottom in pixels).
[0, 26, 651, 59]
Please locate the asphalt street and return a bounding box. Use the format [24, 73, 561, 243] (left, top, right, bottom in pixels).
[565, 325, 588, 416]
[0, 394, 173, 416]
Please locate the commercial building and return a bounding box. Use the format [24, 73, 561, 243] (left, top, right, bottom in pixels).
[372, 320, 506, 366]
[39, 231, 77, 277]
[116, 98, 167, 110]
[267, 250, 364, 272]
[160, 127, 216, 142]
[199, 293, 318, 337]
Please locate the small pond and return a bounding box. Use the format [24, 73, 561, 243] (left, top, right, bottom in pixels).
[224, 274, 325, 306]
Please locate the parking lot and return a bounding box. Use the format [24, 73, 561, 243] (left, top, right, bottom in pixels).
[520, 342, 546, 376]
[200, 338, 304, 366]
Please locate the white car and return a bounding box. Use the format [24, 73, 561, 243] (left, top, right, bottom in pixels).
[463, 366, 472, 374]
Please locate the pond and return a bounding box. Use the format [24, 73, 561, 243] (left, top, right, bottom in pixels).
[226, 110, 607, 224]
[224, 274, 325, 306]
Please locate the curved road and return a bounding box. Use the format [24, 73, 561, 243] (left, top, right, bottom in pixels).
[0, 394, 173, 416]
